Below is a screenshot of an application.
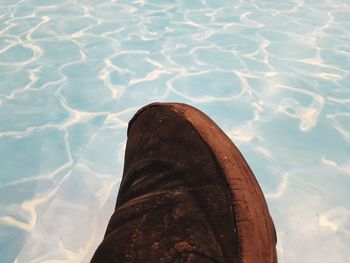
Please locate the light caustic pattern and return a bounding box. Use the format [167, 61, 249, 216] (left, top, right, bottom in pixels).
[0, 0, 349, 262]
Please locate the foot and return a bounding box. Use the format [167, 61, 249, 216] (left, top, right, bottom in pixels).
[91, 103, 277, 263]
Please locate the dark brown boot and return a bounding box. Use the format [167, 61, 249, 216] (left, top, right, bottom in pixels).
[91, 103, 277, 263]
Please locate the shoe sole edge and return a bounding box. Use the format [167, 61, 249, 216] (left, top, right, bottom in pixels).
[134, 102, 277, 263]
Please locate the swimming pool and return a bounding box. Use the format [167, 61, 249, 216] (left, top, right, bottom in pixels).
[1, 0, 349, 262]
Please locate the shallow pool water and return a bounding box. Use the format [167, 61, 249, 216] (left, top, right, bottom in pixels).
[1, 0, 350, 262]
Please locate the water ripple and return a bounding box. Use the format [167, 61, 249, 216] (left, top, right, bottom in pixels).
[1, 0, 350, 262]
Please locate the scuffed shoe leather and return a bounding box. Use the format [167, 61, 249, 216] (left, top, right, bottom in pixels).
[91, 103, 277, 263]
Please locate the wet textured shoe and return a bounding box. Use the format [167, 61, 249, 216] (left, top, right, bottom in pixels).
[91, 103, 277, 263]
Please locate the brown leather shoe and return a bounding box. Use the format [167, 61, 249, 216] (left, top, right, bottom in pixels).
[91, 103, 277, 263]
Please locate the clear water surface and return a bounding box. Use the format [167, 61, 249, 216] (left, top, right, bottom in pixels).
[0, 0, 349, 262]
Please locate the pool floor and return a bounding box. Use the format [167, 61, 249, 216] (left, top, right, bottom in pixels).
[0, 0, 350, 262]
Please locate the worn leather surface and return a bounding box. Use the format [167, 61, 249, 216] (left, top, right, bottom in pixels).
[91, 105, 239, 262]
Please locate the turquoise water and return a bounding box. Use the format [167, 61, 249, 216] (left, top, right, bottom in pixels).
[1, 0, 350, 262]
